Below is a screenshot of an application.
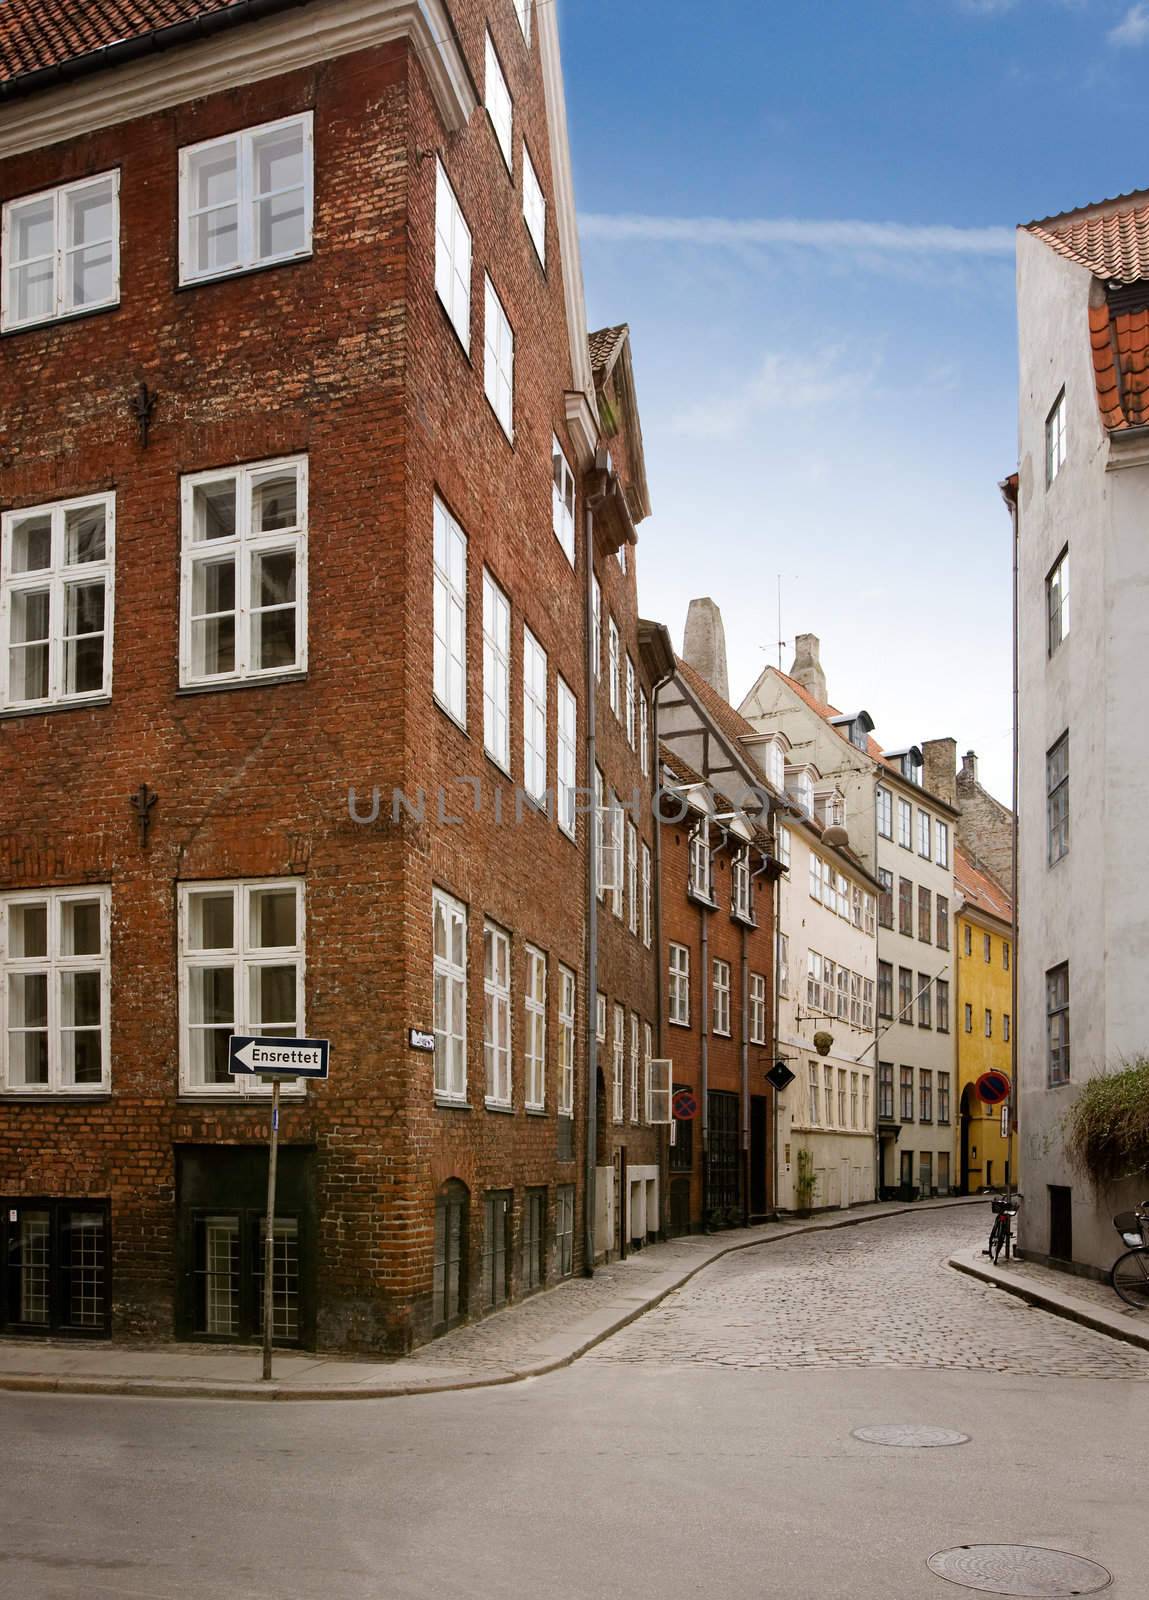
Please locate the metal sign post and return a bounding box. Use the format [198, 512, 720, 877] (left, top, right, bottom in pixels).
[262, 1078, 281, 1383]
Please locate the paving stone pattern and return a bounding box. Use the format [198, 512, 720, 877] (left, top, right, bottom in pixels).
[588, 1208, 1149, 1379]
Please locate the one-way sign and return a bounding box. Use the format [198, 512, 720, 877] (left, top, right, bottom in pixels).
[228, 1036, 330, 1079]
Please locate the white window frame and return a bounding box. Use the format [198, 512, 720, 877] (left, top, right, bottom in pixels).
[643, 1021, 653, 1123]
[777, 827, 790, 870]
[668, 943, 690, 1027]
[179, 113, 313, 287]
[641, 842, 652, 948]
[1046, 388, 1067, 487]
[639, 694, 650, 776]
[688, 821, 712, 903]
[432, 495, 467, 724]
[712, 959, 731, 1037]
[648, 1055, 672, 1124]
[552, 436, 575, 565]
[1, 491, 115, 711]
[607, 617, 620, 715]
[178, 879, 306, 1099]
[625, 655, 636, 747]
[626, 821, 639, 934]
[629, 1011, 640, 1123]
[522, 141, 546, 265]
[435, 158, 472, 351]
[917, 810, 931, 859]
[809, 1062, 820, 1126]
[512, 0, 532, 43]
[556, 675, 577, 838]
[433, 889, 468, 1102]
[180, 456, 307, 688]
[1, 886, 111, 1094]
[483, 921, 512, 1108]
[732, 846, 752, 921]
[897, 797, 912, 849]
[777, 932, 789, 999]
[2, 170, 121, 332]
[558, 965, 576, 1116]
[525, 944, 546, 1110]
[484, 274, 514, 440]
[596, 990, 606, 1044]
[482, 569, 510, 770]
[592, 575, 602, 680]
[484, 31, 513, 174]
[523, 625, 548, 803]
[934, 819, 950, 869]
[609, 794, 625, 919]
[612, 1003, 625, 1123]
[749, 972, 767, 1044]
[876, 785, 893, 839]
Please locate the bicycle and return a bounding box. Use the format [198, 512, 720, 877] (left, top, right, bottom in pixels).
[984, 1194, 1020, 1264]
[1110, 1204, 1149, 1309]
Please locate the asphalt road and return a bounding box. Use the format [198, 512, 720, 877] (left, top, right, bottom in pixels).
[1, 1208, 1145, 1600]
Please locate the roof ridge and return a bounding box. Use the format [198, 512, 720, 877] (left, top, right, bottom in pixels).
[1025, 187, 1149, 235]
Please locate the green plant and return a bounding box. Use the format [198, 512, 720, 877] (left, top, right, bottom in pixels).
[1064, 1058, 1149, 1186]
[795, 1148, 819, 1210]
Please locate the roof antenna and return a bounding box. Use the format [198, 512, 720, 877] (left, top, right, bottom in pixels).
[777, 574, 786, 669]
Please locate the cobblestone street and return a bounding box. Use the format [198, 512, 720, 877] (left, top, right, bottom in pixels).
[590, 1205, 1149, 1378]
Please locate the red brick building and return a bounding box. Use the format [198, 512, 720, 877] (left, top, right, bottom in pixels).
[0, 0, 670, 1353]
[657, 659, 784, 1232]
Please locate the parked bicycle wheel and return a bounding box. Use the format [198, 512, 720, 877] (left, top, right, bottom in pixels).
[1110, 1248, 1149, 1308]
[989, 1218, 1006, 1264]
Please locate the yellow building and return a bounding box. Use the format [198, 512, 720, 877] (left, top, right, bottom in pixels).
[955, 848, 1014, 1191]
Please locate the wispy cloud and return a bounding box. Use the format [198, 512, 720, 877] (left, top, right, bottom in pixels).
[580, 213, 1014, 258]
[670, 345, 879, 440]
[1109, 3, 1149, 43]
[959, 0, 1018, 14]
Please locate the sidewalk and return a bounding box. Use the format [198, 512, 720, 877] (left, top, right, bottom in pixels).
[0, 1195, 983, 1403]
[949, 1244, 1149, 1354]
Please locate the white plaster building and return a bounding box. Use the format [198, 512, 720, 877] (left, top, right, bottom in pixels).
[740, 638, 959, 1198]
[1013, 195, 1149, 1274]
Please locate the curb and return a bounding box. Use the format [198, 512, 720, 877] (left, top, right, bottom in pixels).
[0, 1197, 984, 1404]
[948, 1251, 1149, 1355]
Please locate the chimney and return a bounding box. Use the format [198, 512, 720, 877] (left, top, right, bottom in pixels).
[922, 737, 958, 809]
[789, 633, 826, 704]
[959, 750, 978, 788]
[682, 597, 730, 701]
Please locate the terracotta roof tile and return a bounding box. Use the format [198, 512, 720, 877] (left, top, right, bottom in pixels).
[772, 670, 890, 765]
[587, 324, 628, 383]
[954, 845, 1012, 925]
[675, 656, 765, 750]
[0, 1, 251, 87]
[1027, 191, 1149, 283]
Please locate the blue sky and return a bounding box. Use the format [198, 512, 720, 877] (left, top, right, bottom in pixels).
[560, 0, 1149, 803]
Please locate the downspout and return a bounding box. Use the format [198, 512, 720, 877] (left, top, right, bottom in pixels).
[650, 668, 674, 1235]
[699, 845, 711, 1220]
[772, 839, 784, 1217]
[1001, 474, 1020, 1211]
[583, 508, 598, 1277]
[744, 852, 772, 1225]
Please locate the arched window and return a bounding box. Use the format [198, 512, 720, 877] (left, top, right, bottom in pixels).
[433, 1180, 469, 1334]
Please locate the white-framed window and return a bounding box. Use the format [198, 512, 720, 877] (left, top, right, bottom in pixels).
[434, 158, 472, 350]
[433, 889, 467, 1101]
[482, 569, 510, 769]
[641, 842, 652, 948]
[595, 767, 621, 901]
[1047, 546, 1070, 656]
[2, 171, 120, 331]
[712, 959, 731, 1036]
[808, 853, 821, 904]
[432, 495, 467, 723]
[917, 810, 931, 859]
[629, 1011, 640, 1123]
[512, 0, 531, 43]
[180, 456, 306, 687]
[484, 31, 513, 173]
[618, 543, 628, 576]
[864, 892, 876, 937]
[612, 1003, 624, 1122]
[935, 819, 950, 868]
[592, 575, 602, 681]
[897, 797, 912, 849]
[1046, 388, 1067, 487]
[610, 794, 624, 919]
[643, 1021, 653, 1123]
[525, 944, 546, 1110]
[688, 821, 712, 901]
[777, 932, 789, 998]
[876, 785, 892, 839]
[808, 1062, 820, 1126]
[596, 990, 606, 1043]
[807, 949, 825, 1013]
[522, 142, 546, 265]
[607, 617, 620, 715]
[523, 626, 548, 802]
[483, 921, 512, 1107]
[179, 879, 305, 1098]
[484, 274, 514, 439]
[625, 655, 636, 747]
[2, 492, 114, 710]
[777, 827, 790, 870]
[2, 887, 110, 1094]
[558, 965, 575, 1116]
[825, 1065, 835, 1127]
[732, 846, 752, 921]
[749, 972, 767, 1044]
[557, 675, 577, 838]
[639, 694, 650, 776]
[179, 113, 312, 286]
[763, 738, 785, 792]
[668, 943, 690, 1026]
[627, 821, 639, 934]
[552, 436, 575, 565]
[648, 1054, 672, 1123]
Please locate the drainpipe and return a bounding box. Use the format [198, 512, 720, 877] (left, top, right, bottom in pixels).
[1001, 473, 1020, 1212]
[650, 667, 674, 1234]
[771, 843, 784, 1218]
[583, 507, 599, 1277]
[699, 839, 711, 1220]
[743, 852, 772, 1225]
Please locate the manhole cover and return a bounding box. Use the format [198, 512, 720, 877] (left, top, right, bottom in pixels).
[927, 1545, 1112, 1596]
[851, 1423, 970, 1448]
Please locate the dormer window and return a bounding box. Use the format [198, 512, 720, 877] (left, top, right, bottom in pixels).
[884, 746, 923, 786]
[830, 710, 874, 753]
[762, 737, 786, 792]
[813, 786, 846, 831]
[784, 766, 814, 818]
[688, 821, 712, 902]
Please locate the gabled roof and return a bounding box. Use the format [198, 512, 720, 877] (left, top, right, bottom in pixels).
[954, 846, 1012, 926]
[0, 0, 253, 87]
[676, 655, 764, 751]
[1026, 191, 1149, 284]
[588, 324, 629, 384]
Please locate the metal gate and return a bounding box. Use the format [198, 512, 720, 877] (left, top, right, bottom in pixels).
[705, 1090, 740, 1215]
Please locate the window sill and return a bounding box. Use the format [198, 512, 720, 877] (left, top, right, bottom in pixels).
[668, 1019, 691, 1030]
[731, 910, 757, 929]
[0, 1092, 112, 1102]
[687, 888, 717, 910]
[177, 672, 307, 699]
[434, 1096, 471, 1110]
[484, 1099, 514, 1114]
[0, 695, 112, 722]
[177, 249, 313, 294]
[525, 1105, 547, 1117]
[2, 298, 120, 339]
[485, 393, 515, 448]
[178, 1091, 306, 1103]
